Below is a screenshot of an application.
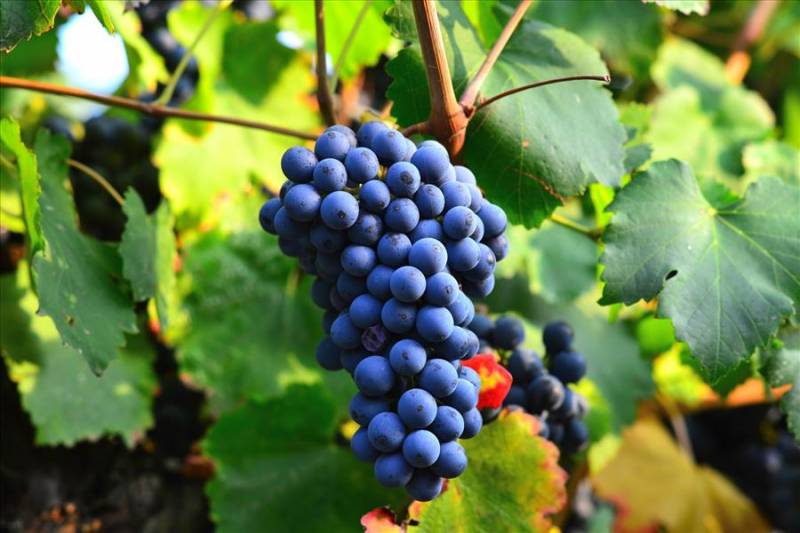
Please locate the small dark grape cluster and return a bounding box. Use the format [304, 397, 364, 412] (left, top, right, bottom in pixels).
[258, 122, 510, 501]
[470, 314, 590, 454]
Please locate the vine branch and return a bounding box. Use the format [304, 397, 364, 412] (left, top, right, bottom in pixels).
[314, 0, 336, 126]
[0, 76, 317, 140]
[472, 74, 611, 115]
[155, 0, 231, 105]
[459, 0, 532, 112]
[330, 0, 373, 92]
[67, 159, 124, 207]
[549, 213, 602, 241]
[725, 0, 779, 84]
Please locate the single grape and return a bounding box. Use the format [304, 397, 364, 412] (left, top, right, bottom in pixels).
[384, 198, 420, 233]
[312, 158, 348, 193]
[315, 129, 351, 161]
[462, 275, 495, 299]
[445, 238, 480, 272]
[409, 238, 448, 276]
[441, 181, 472, 211]
[542, 321, 575, 354]
[424, 272, 459, 306]
[362, 324, 390, 353]
[411, 145, 451, 185]
[373, 129, 408, 165]
[331, 312, 363, 349]
[526, 375, 565, 414]
[279, 180, 294, 200]
[454, 165, 476, 185]
[461, 407, 483, 438]
[258, 197, 282, 234]
[550, 350, 586, 384]
[386, 161, 421, 198]
[403, 430, 441, 468]
[549, 388, 580, 421]
[336, 272, 367, 303]
[405, 469, 443, 502]
[351, 427, 380, 462]
[315, 252, 344, 280]
[367, 265, 395, 301]
[409, 219, 444, 243]
[340, 348, 368, 374]
[414, 184, 445, 218]
[281, 146, 317, 182]
[443, 206, 478, 240]
[283, 183, 321, 222]
[458, 366, 481, 392]
[341, 245, 377, 277]
[321, 191, 359, 230]
[467, 314, 493, 340]
[416, 306, 455, 342]
[447, 292, 475, 327]
[356, 120, 389, 149]
[478, 200, 507, 238]
[322, 309, 337, 334]
[316, 337, 342, 370]
[328, 124, 357, 148]
[368, 411, 407, 452]
[504, 385, 527, 406]
[355, 356, 396, 397]
[466, 184, 483, 212]
[428, 405, 464, 441]
[419, 359, 459, 398]
[507, 348, 544, 383]
[562, 419, 589, 453]
[444, 379, 478, 412]
[347, 212, 383, 246]
[274, 207, 308, 239]
[311, 278, 333, 309]
[492, 316, 525, 350]
[377, 233, 412, 267]
[310, 223, 346, 253]
[328, 286, 347, 311]
[403, 138, 417, 161]
[397, 388, 438, 429]
[359, 180, 391, 213]
[344, 146, 379, 183]
[389, 339, 427, 376]
[484, 234, 509, 261]
[390, 266, 427, 303]
[375, 453, 414, 487]
[350, 293, 384, 328]
[431, 441, 467, 479]
[381, 298, 417, 333]
[433, 326, 472, 361]
[463, 244, 496, 282]
[418, 140, 448, 154]
[350, 393, 391, 426]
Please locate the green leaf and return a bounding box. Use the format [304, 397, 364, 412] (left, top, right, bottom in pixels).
[406, 411, 566, 532]
[272, 0, 395, 81]
[0, 0, 60, 52]
[643, 0, 709, 16]
[175, 230, 352, 413]
[32, 130, 138, 374]
[1, 268, 156, 446]
[385, 3, 626, 228]
[0, 118, 43, 261]
[742, 140, 799, 185]
[652, 38, 729, 105]
[0, 27, 58, 76]
[530, 0, 663, 79]
[761, 325, 800, 441]
[600, 160, 800, 391]
[86, 0, 115, 33]
[204, 384, 405, 533]
[462, 0, 502, 47]
[119, 189, 177, 331]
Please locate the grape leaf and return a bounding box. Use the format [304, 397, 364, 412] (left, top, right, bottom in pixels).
[1, 268, 156, 447]
[119, 189, 176, 331]
[175, 230, 352, 413]
[86, 0, 115, 33]
[0, 27, 57, 76]
[0, 0, 60, 52]
[592, 418, 769, 532]
[31, 130, 138, 374]
[0, 118, 43, 261]
[462, 0, 502, 47]
[271, 0, 395, 81]
[385, 2, 626, 228]
[530, 0, 663, 79]
[204, 384, 405, 533]
[743, 140, 799, 185]
[761, 325, 800, 440]
[643, 0, 709, 16]
[375, 411, 566, 533]
[600, 160, 800, 392]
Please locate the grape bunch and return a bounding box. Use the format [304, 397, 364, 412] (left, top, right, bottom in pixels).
[470, 314, 590, 454]
[258, 122, 510, 500]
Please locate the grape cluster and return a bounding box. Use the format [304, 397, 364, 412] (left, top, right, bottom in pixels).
[470, 314, 590, 454]
[258, 122, 509, 500]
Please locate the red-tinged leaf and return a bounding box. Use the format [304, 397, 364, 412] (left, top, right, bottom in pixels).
[361, 507, 404, 533]
[462, 353, 513, 409]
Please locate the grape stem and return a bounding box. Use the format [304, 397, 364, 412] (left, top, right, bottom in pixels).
[725, 0, 779, 84]
[67, 159, 125, 207]
[315, 0, 337, 126]
[329, 0, 373, 92]
[154, 0, 232, 106]
[549, 213, 602, 241]
[458, 0, 533, 112]
[655, 393, 695, 462]
[0, 76, 318, 140]
[471, 75, 611, 116]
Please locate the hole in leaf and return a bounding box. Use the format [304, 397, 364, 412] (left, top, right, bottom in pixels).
[665, 270, 678, 281]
